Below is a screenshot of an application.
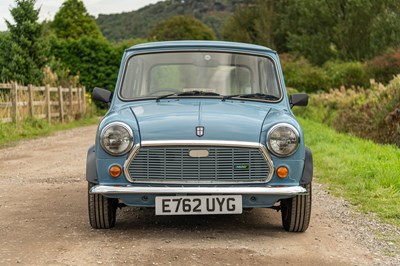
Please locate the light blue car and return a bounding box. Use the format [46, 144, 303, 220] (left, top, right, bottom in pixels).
[87, 41, 313, 232]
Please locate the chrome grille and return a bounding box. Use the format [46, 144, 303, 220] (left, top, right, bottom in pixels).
[126, 146, 271, 183]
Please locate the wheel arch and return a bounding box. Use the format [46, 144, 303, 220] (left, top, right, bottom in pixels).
[86, 145, 98, 183]
[300, 147, 313, 185]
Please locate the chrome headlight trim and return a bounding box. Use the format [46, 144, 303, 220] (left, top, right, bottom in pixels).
[266, 123, 300, 157]
[100, 122, 134, 156]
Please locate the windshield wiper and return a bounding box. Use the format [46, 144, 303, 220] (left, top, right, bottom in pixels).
[155, 93, 175, 102]
[156, 90, 220, 102]
[222, 93, 280, 101]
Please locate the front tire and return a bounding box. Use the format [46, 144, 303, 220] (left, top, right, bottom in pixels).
[88, 182, 118, 229]
[281, 183, 312, 232]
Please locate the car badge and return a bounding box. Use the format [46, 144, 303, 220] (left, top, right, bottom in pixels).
[196, 126, 204, 137]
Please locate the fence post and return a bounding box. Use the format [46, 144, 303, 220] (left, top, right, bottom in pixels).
[11, 82, 18, 122]
[45, 84, 51, 124]
[58, 86, 64, 123]
[69, 87, 73, 117]
[77, 87, 82, 113]
[28, 84, 34, 119]
[82, 86, 86, 114]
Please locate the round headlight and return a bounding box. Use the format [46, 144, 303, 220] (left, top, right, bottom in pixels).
[267, 123, 300, 157]
[100, 122, 134, 156]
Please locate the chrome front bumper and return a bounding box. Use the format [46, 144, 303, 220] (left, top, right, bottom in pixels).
[90, 185, 307, 196]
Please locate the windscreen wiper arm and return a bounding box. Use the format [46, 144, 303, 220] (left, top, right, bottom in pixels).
[178, 90, 220, 96]
[156, 93, 176, 102]
[156, 90, 220, 102]
[222, 93, 280, 101]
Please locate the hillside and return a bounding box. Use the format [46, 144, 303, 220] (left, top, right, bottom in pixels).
[95, 0, 243, 41]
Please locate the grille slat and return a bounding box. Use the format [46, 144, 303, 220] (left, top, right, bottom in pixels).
[127, 146, 270, 183]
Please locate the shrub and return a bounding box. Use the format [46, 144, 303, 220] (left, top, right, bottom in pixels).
[333, 77, 400, 146]
[366, 49, 400, 84]
[280, 54, 330, 93]
[296, 76, 400, 147]
[323, 61, 370, 89]
[50, 36, 121, 92]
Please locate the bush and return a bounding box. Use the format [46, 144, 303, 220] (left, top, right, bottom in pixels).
[333, 77, 400, 146]
[295, 76, 400, 147]
[281, 55, 371, 92]
[323, 61, 370, 89]
[280, 54, 330, 93]
[50, 36, 122, 92]
[366, 49, 400, 84]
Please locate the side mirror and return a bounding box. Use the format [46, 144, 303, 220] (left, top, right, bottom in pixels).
[289, 93, 308, 108]
[92, 87, 112, 103]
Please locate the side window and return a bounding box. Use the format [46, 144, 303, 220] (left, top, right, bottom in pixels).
[122, 57, 142, 98]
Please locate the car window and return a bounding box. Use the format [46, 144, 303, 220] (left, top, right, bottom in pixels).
[120, 52, 281, 100]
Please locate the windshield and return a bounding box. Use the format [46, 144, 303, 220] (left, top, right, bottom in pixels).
[120, 51, 281, 100]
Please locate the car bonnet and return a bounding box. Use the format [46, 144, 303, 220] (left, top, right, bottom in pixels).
[130, 99, 271, 143]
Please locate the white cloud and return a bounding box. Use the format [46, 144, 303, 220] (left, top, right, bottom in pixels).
[0, 0, 163, 31]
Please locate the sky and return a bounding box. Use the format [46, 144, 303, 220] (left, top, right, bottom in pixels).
[0, 0, 163, 31]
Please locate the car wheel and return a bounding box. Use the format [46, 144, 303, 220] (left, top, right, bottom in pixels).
[88, 182, 118, 229]
[281, 183, 311, 232]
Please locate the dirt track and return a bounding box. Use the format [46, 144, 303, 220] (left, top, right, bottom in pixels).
[0, 125, 398, 265]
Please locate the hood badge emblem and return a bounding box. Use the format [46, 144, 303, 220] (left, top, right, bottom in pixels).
[196, 126, 204, 137]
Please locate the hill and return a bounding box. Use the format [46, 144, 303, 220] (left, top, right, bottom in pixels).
[95, 0, 243, 41]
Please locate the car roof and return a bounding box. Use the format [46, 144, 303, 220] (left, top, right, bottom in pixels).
[126, 40, 276, 54]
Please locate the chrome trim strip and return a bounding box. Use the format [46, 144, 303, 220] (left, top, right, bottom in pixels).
[90, 185, 307, 196]
[141, 140, 262, 148]
[259, 144, 275, 182]
[123, 141, 275, 184]
[123, 144, 141, 182]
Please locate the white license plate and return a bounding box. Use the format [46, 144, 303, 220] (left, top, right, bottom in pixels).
[155, 195, 242, 215]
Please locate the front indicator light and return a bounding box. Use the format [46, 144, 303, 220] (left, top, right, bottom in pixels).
[276, 166, 289, 179]
[109, 165, 121, 178]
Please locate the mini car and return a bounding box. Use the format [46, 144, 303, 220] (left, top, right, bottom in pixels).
[87, 41, 313, 232]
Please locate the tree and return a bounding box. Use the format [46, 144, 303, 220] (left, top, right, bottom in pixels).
[281, 0, 336, 65]
[222, 0, 278, 49]
[150, 16, 216, 41]
[51, 0, 103, 40]
[1, 0, 47, 85]
[283, 0, 400, 64]
[0, 32, 10, 82]
[222, 0, 400, 64]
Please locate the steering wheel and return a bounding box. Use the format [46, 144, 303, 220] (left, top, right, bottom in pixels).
[147, 88, 181, 96]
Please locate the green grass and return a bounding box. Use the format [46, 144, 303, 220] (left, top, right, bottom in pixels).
[299, 117, 400, 227]
[0, 116, 100, 148]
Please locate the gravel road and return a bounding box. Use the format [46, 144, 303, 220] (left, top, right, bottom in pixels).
[0, 125, 399, 265]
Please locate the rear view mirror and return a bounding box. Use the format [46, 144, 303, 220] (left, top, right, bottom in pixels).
[92, 87, 112, 103]
[289, 94, 308, 108]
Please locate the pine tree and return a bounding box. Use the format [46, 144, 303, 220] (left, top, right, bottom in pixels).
[1, 0, 47, 85]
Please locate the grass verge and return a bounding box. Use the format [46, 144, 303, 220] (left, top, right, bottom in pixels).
[299, 117, 400, 228]
[0, 116, 100, 148]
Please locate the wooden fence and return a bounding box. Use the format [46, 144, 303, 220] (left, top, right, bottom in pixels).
[0, 82, 86, 123]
